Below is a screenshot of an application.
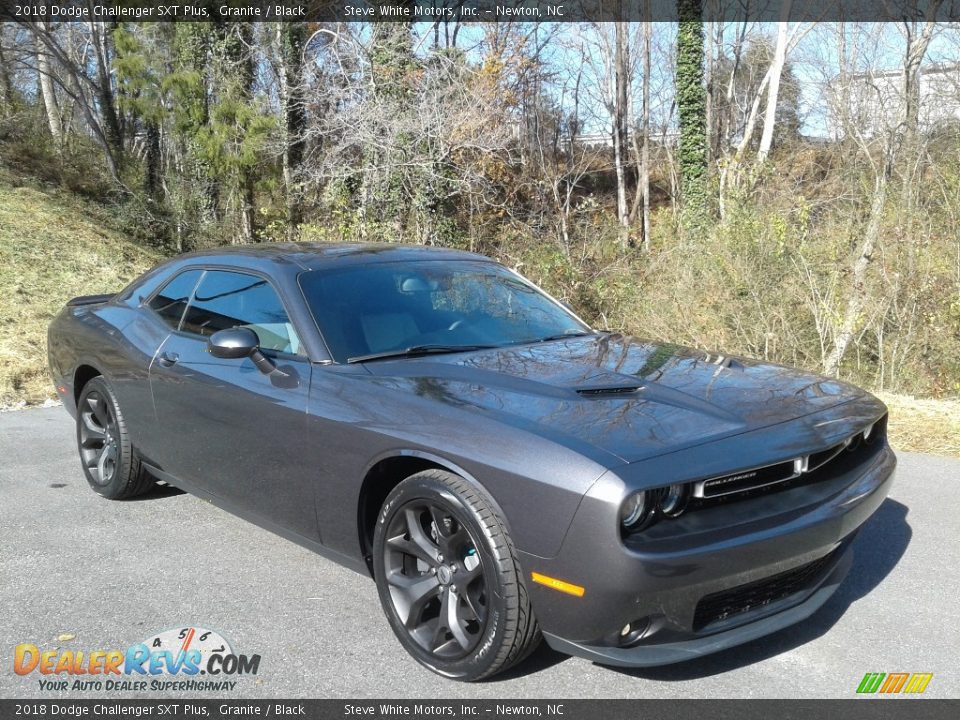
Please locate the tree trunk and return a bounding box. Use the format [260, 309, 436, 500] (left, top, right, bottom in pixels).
[144, 121, 161, 197]
[704, 16, 714, 165]
[240, 181, 255, 244]
[35, 24, 62, 146]
[88, 21, 123, 158]
[278, 23, 308, 242]
[641, 12, 652, 251]
[823, 168, 889, 376]
[612, 21, 631, 249]
[757, 3, 792, 163]
[0, 28, 15, 113]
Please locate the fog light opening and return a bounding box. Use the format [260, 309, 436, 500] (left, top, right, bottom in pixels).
[617, 617, 651, 647]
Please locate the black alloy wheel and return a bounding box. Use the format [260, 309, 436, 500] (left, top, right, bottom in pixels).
[382, 499, 489, 660]
[75, 376, 153, 499]
[373, 469, 541, 681]
[78, 389, 120, 486]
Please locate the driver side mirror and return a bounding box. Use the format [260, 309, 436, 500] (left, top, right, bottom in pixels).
[208, 327, 276, 375]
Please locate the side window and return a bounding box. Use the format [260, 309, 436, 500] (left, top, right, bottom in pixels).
[147, 269, 204, 330]
[181, 270, 301, 355]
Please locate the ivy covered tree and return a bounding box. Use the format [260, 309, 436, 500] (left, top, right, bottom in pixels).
[676, 0, 709, 233]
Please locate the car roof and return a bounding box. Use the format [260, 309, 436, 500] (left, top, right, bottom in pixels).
[175, 242, 493, 272]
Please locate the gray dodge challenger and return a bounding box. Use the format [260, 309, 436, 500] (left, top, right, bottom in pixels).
[47, 243, 895, 680]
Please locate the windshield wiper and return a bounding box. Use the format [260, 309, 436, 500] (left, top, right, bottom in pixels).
[347, 344, 498, 364]
[529, 331, 596, 344]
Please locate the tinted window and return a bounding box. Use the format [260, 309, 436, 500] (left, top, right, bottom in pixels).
[181, 270, 301, 354]
[147, 269, 203, 330]
[298, 261, 588, 362]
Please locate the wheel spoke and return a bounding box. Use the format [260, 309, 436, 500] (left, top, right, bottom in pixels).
[80, 423, 105, 448]
[458, 586, 483, 622]
[446, 589, 472, 649]
[81, 411, 105, 437]
[92, 395, 110, 427]
[387, 535, 436, 566]
[387, 570, 440, 628]
[460, 562, 482, 584]
[404, 508, 440, 563]
[431, 589, 452, 650]
[96, 445, 110, 482]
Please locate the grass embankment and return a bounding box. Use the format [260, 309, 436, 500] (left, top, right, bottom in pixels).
[0, 168, 161, 407]
[0, 170, 957, 458]
[879, 393, 960, 458]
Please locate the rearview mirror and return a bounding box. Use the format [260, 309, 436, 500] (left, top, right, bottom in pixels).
[208, 327, 277, 375]
[208, 327, 259, 359]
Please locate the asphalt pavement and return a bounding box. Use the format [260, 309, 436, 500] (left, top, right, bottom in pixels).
[1, 407, 957, 699]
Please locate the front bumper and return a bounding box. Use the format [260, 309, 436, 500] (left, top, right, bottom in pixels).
[519, 440, 896, 667]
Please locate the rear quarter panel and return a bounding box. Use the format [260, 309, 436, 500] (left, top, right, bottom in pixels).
[47, 302, 169, 454]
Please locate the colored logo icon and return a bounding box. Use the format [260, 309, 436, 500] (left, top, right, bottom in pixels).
[857, 672, 933, 694]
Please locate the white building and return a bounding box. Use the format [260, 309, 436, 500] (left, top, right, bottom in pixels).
[829, 64, 960, 138]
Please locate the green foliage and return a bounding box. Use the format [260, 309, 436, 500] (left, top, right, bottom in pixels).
[676, 1, 710, 232]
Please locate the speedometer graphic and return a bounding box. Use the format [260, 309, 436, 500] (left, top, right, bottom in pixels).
[139, 626, 233, 672]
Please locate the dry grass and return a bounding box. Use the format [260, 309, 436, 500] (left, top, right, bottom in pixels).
[879, 393, 960, 459]
[0, 171, 161, 406]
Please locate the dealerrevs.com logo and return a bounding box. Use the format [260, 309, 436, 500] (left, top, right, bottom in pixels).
[13, 626, 261, 692]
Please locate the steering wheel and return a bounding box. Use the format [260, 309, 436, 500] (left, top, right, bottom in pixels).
[447, 319, 466, 331]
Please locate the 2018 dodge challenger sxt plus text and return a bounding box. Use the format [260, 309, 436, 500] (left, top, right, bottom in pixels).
[47, 243, 895, 680]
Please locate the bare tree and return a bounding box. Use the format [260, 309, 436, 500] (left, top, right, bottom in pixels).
[757, 3, 792, 162]
[612, 21, 631, 248]
[823, 14, 940, 376]
[34, 22, 61, 146]
[639, 13, 652, 251]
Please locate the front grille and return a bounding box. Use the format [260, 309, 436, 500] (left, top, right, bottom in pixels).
[689, 417, 887, 509]
[692, 548, 842, 631]
[807, 441, 848, 473]
[699, 460, 798, 498]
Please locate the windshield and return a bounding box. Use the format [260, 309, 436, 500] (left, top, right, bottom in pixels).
[298, 260, 590, 363]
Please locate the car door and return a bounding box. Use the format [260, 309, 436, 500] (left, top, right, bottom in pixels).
[148, 268, 318, 540]
[116, 267, 205, 463]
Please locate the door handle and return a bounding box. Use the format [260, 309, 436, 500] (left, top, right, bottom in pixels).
[157, 351, 179, 367]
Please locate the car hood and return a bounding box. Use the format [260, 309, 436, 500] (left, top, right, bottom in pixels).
[362, 334, 870, 464]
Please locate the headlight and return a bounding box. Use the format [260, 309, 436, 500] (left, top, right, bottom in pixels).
[620, 491, 649, 530]
[658, 484, 690, 517]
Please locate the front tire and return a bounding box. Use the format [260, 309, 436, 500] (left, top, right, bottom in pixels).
[372, 469, 541, 681]
[76, 376, 153, 499]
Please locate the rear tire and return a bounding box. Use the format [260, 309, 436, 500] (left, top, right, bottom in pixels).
[372, 469, 541, 681]
[76, 376, 153, 499]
